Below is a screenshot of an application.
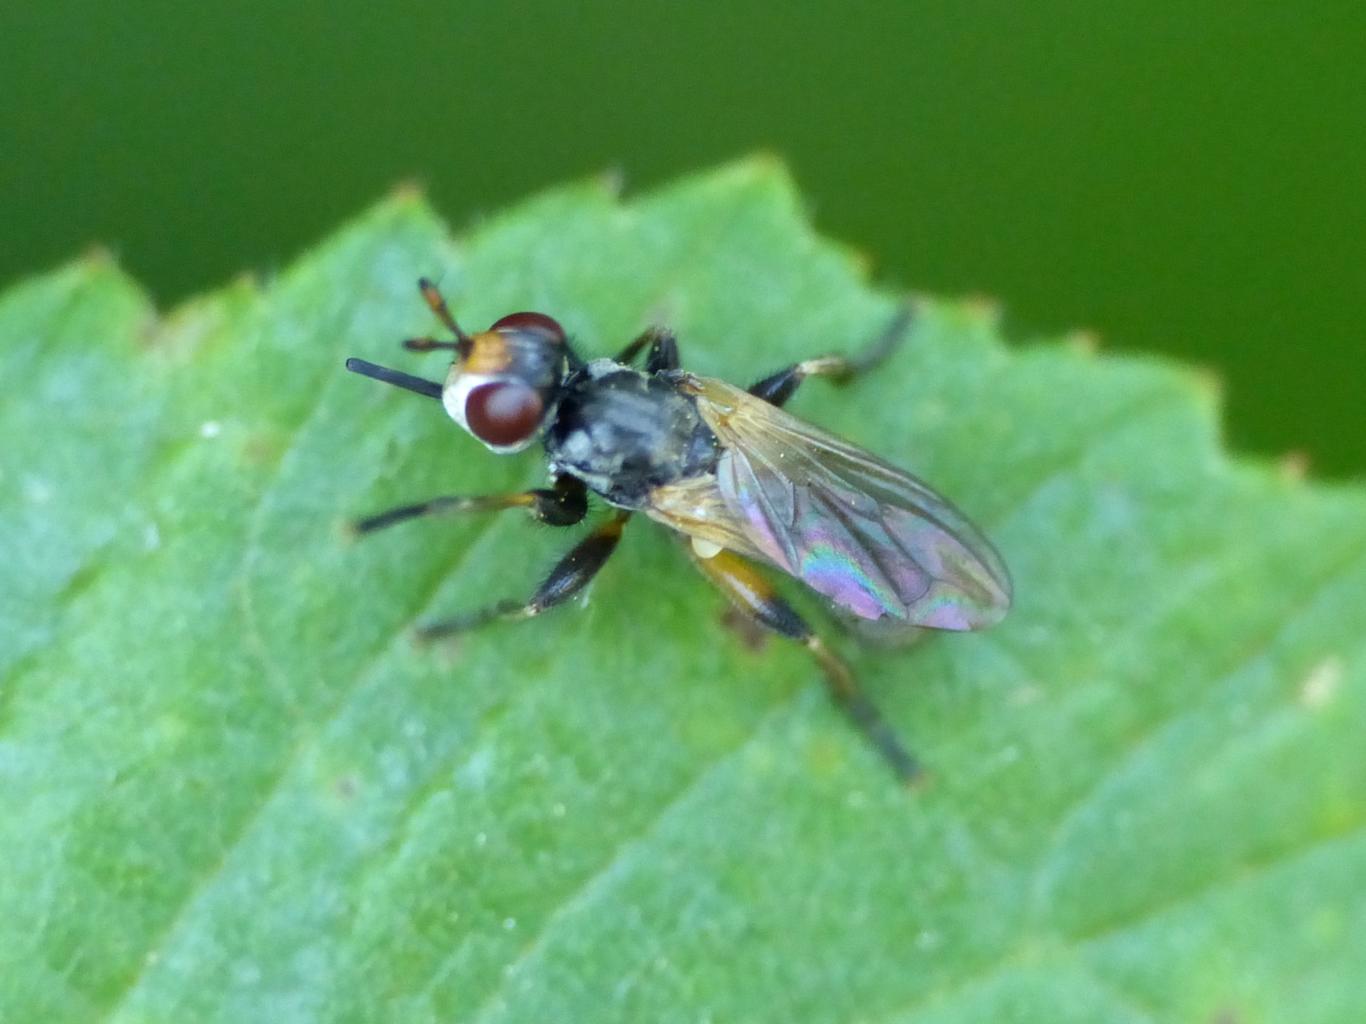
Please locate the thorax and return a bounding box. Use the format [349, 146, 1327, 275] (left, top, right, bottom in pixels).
[544, 360, 718, 508]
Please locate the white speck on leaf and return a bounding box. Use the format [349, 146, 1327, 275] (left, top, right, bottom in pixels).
[1300, 655, 1344, 710]
[232, 959, 262, 984]
[23, 476, 52, 504]
[457, 746, 494, 789]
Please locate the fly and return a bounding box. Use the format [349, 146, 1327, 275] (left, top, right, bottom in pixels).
[345, 279, 1012, 785]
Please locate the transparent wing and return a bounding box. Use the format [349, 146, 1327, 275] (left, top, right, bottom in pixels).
[675, 373, 1012, 630]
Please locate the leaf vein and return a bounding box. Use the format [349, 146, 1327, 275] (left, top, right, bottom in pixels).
[1075, 816, 1366, 947]
[1029, 533, 1366, 920]
[456, 692, 803, 1024]
[96, 458, 523, 1022]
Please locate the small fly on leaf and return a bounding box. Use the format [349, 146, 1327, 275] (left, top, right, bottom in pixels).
[345, 279, 1011, 785]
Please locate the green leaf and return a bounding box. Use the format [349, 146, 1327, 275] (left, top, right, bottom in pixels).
[3, 159, 1363, 1024]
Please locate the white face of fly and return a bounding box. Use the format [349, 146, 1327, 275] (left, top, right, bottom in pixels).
[442, 362, 547, 454]
[440, 366, 486, 434]
[433, 312, 570, 455]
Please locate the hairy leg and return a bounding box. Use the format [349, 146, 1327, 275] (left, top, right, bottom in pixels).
[690, 546, 921, 785]
[352, 475, 589, 535]
[747, 306, 912, 407]
[417, 512, 630, 640]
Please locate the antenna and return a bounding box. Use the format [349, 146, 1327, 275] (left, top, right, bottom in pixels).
[418, 277, 471, 344]
[344, 358, 443, 400]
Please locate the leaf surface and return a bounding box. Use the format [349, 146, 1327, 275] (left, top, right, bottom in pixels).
[2, 160, 1363, 1024]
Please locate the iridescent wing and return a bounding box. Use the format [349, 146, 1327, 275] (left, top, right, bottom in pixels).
[654, 373, 1011, 631]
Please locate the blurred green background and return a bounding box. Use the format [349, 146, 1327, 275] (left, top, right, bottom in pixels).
[3, 2, 1362, 475]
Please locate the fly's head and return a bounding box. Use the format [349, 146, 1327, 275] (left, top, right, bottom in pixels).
[344, 280, 572, 454]
[440, 311, 569, 453]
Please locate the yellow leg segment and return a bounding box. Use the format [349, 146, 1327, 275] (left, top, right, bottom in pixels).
[691, 547, 922, 785]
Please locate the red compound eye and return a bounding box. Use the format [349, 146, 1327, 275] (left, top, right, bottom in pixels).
[464, 380, 544, 447]
[489, 311, 565, 342]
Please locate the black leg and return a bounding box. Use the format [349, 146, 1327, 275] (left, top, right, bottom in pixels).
[353, 475, 588, 534]
[645, 330, 680, 373]
[747, 306, 913, 407]
[689, 546, 921, 786]
[417, 512, 630, 640]
[614, 327, 680, 372]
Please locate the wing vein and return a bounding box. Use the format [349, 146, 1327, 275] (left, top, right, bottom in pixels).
[683, 375, 1010, 630]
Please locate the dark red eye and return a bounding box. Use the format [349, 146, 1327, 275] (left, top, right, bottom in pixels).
[489, 311, 565, 342]
[465, 380, 544, 447]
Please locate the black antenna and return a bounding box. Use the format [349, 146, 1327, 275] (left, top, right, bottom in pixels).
[344, 358, 443, 400]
